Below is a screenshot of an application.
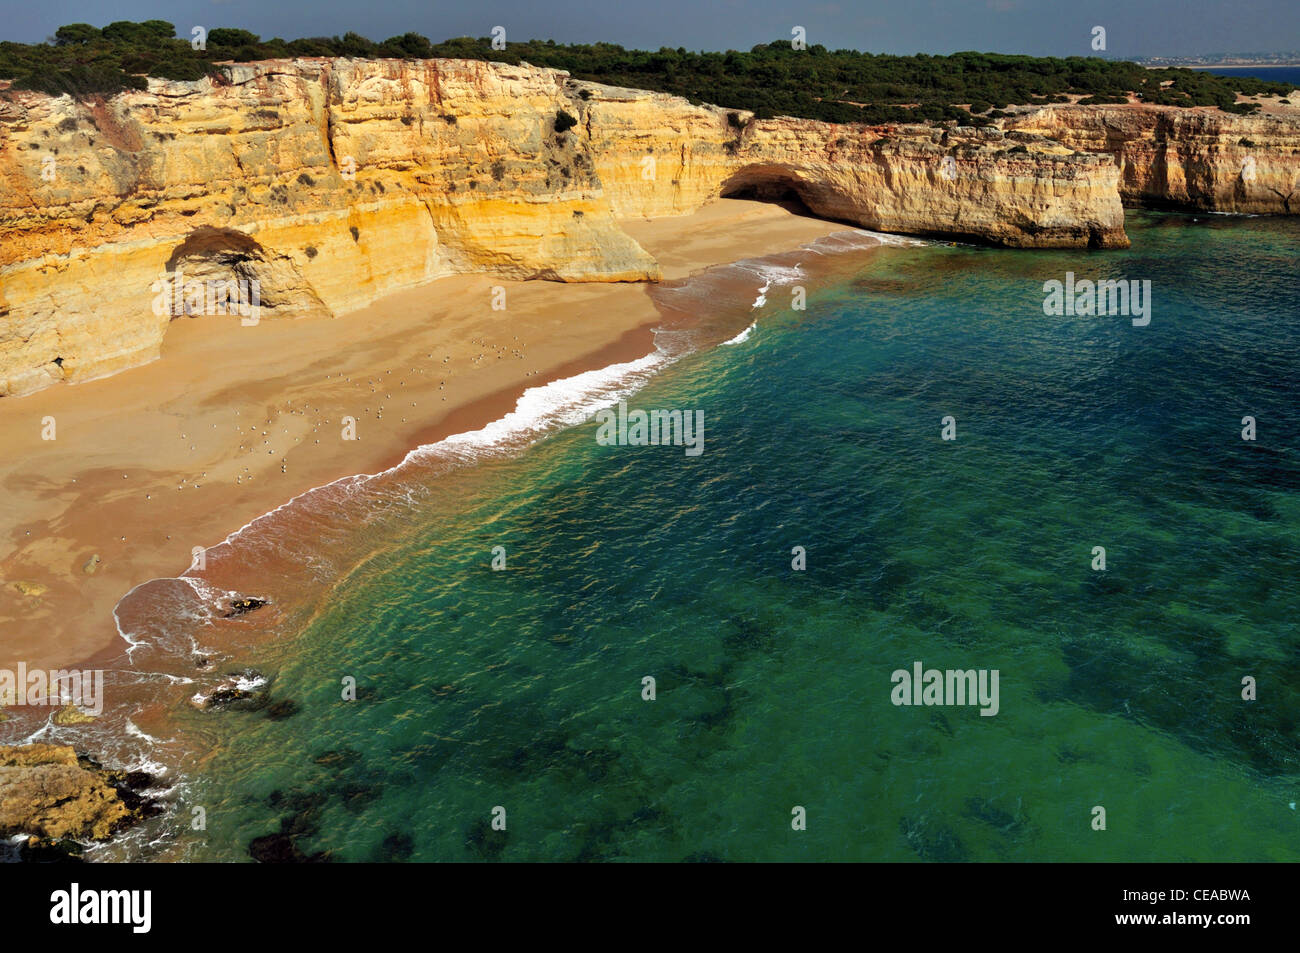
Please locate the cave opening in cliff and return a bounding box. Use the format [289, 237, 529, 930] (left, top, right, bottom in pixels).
[719, 167, 819, 219]
[162, 227, 266, 321]
[159, 226, 329, 323]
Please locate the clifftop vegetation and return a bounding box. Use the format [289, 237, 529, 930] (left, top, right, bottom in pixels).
[1, 22, 1290, 123]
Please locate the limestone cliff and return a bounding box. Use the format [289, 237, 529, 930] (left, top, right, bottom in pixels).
[1, 58, 1129, 396]
[581, 82, 1126, 250]
[1001, 103, 1300, 214]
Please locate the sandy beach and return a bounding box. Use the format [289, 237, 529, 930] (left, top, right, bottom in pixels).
[0, 198, 849, 672]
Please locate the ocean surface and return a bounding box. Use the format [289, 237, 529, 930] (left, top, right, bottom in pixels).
[1205, 66, 1300, 87]
[90, 211, 1300, 861]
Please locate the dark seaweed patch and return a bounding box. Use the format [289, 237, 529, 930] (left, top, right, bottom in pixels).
[899, 815, 970, 862]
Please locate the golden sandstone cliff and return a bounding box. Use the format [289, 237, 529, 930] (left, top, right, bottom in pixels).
[1003, 103, 1300, 214]
[0, 57, 1292, 397]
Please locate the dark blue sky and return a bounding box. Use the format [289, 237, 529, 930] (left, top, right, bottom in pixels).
[5, 0, 1298, 57]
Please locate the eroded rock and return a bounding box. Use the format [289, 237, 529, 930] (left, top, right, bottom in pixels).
[0, 744, 129, 841]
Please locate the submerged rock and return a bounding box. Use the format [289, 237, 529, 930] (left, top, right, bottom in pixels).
[265, 699, 299, 720]
[103, 769, 164, 819]
[248, 792, 332, 864]
[194, 669, 266, 709]
[205, 686, 254, 708]
[52, 703, 96, 726]
[249, 833, 313, 863]
[379, 831, 414, 861]
[194, 669, 298, 721]
[13, 836, 86, 863]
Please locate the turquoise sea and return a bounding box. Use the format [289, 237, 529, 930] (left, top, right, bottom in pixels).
[108, 210, 1299, 862]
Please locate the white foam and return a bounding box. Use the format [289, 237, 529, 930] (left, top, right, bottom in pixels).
[122, 671, 196, 687]
[199, 349, 670, 555]
[745, 262, 805, 283]
[190, 670, 267, 708]
[847, 228, 936, 247]
[112, 597, 145, 654]
[722, 321, 757, 346]
[125, 719, 162, 746]
[742, 261, 807, 307]
[113, 575, 246, 659]
[431, 350, 669, 459]
[15, 723, 51, 745]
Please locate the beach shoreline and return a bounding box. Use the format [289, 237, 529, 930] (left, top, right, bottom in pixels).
[0, 198, 855, 675]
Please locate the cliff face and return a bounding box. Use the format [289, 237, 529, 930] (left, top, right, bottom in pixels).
[1, 58, 1128, 396]
[1002, 103, 1300, 213]
[583, 83, 1126, 249]
[0, 59, 660, 396]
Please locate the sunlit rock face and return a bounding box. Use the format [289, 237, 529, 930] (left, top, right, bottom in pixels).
[1, 58, 1136, 396]
[584, 86, 1128, 249]
[1001, 103, 1300, 214]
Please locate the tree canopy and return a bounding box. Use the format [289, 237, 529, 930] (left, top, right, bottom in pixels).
[1, 23, 1288, 120]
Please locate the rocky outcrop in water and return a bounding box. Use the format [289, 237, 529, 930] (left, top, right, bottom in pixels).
[221, 596, 269, 617]
[0, 744, 155, 852]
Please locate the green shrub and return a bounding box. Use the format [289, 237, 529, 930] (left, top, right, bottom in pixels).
[381, 33, 432, 58]
[16, 65, 147, 96]
[54, 24, 100, 45]
[150, 59, 216, 81]
[208, 29, 261, 48]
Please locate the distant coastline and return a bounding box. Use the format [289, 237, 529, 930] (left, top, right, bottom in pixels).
[1141, 63, 1300, 69]
[1140, 62, 1300, 87]
[1187, 63, 1300, 69]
